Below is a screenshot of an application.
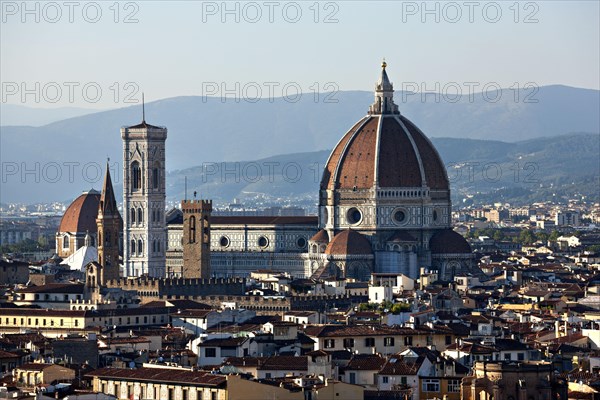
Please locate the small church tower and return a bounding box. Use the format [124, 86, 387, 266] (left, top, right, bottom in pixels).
[182, 199, 212, 279]
[96, 162, 122, 284]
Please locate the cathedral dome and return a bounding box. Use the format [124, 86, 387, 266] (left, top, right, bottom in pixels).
[325, 229, 372, 255]
[58, 190, 100, 233]
[310, 229, 330, 243]
[320, 64, 449, 194]
[429, 229, 472, 254]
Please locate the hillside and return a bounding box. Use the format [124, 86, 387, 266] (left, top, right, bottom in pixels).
[1, 85, 598, 204]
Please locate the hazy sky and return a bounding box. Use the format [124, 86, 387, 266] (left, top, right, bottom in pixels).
[2, 0, 599, 109]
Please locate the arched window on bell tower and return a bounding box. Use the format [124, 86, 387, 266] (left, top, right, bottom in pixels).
[152, 164, 160, 189]
[131, 161, 141, 191]
[189, 216, 196, 243]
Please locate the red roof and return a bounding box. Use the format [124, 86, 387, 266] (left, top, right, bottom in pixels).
[345, 354, 386, 371]
[17, 363, 55, 371]
[429, 229, 472, 254]
[58, 191, 100, 233]
[86, 367, 226, 387]
[325, 229, 372, 255]
[17, 283, 84, 294]
[320, 114, 449, 192]
[310, 229, 330, 243]
[0, 349, 20, 359]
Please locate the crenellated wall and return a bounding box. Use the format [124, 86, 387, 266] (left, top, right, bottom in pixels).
[104, 277, 246, 298]
[138, 293, 367, 315]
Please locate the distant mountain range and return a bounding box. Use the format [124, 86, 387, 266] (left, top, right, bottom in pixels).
[0, 104, 103, 126]
[1, 85, 598, 204]
[167, 133, 600, 208]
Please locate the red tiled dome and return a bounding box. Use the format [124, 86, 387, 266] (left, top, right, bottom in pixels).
[310, 229, 329, 243]
[320, 63, 448, 194]
[320, 115, 449, 192]
[58, 190, 100, 233]
[325, 229, 372, 255]
[429, 229, 471, 254]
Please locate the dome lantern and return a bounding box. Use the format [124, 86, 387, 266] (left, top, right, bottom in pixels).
[369, 59, 399, 115]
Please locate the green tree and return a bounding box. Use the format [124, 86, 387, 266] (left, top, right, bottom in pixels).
[536, 231, 549, 243]
[519, 229, 536, 245]
[549, 230, 561, 242]
[586, 245, 600, 254]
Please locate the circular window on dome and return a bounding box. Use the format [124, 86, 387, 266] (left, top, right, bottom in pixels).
[346, 207, 362, 225]
[257, 236, 269, 248]
[393, 208, 408, 225]
[296, 237, 307, 248]
[219, 236, 230, 248]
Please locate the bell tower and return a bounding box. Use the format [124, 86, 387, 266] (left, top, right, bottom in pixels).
[182, 199, 212, 279]
[96, 162, 122, 284]
[121, 104, 168, 278]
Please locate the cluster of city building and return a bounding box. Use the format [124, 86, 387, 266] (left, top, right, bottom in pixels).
[1, 63, 599, 400]
[454, 202, 600, 229]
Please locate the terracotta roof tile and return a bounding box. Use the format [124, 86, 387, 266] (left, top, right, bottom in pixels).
[258, 356, 308, 371]
[400, 116, 449, 190]
[378, 116, 422, 187]
[58, 191, 100, 233]
[320, 112, 450, 194]
[325, 229, 372, 255]
[86, 367, 226, 387]
[310, 229, 329, 243]
[337, 117, 379, 190]
[429, 229, 471, 254]
[345, 354, 386, 371]
[321, 117, 370, 190]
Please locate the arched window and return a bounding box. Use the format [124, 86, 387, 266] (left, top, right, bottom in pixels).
[203, 216, 210, 243]
[189, 216, 196, 243]
[131, 208, 136, 224]
[138, 208, 143, 224]
[152, 166, 159, 189]
[131, 161, 141, 191]
[130, 239, 136, 256]
[152, 240, 157, 253]
[157, 240, 161, 253]
[62, 235, 69, 249]
[138, 239, 143, 255]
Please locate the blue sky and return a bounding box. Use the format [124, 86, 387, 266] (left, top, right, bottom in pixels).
[2, 0, 599, 108]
